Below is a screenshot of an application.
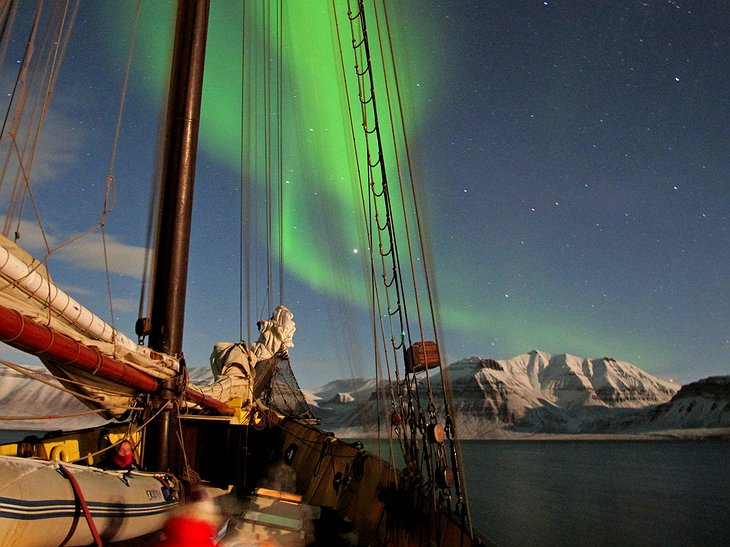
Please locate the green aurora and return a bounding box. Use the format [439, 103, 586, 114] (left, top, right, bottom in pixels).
[134, 2, 435, 302]
[118, 1, 670, 371]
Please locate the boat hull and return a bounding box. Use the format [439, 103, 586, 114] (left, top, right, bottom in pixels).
[278, 420, 484, 546]
[0, 456, 177, 546]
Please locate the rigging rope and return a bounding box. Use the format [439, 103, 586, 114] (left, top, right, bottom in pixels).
[345, 0, 414, 433]
[0, 0, 22, 142]
[101, 0, 143, 340]
[239, 1, 251, 344]
[239, 1, 285, 338]
[374, 0, 474, 527]
[1, 0, 77, 249]
[0, 1, 147, 356]
[59, 464, 104, 547]
[337, 0, 475, 538]
[277, 0, 285, 306]
[0, 358, 140, 404]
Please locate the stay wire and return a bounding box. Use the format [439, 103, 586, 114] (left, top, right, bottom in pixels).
[4, 0, 75, 248]
[239, 1, 246, 343]
[343, 0, 422, 480]
[239, 1, 260, 344]
[102, 0, 142, 341]
[277, 0, 284, 305]
[264, 1, 273, 306]
[0, 0, 22, 143]
[377, 1, 474, 533]
[350, 0, 410, 358]
[336, 0, 394, 453]
[370, 0, 439, 479]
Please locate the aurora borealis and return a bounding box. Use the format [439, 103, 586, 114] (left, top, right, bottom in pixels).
[2, 1, 728, 387]
[134, 2, 437, 307]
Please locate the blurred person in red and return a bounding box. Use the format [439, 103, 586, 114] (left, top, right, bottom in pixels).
[155, 487, 222, 547]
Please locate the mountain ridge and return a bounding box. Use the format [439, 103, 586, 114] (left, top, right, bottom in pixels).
[306, 350, 730, 438]
[0, 351, 727, 439]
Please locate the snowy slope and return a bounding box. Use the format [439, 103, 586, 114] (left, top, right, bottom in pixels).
[641, 376, 730, 430]
[0, 353, 727, 438]
[306, 351, 719, 437]
[0, 366, 107, 431]
[449, 351, 680, 432]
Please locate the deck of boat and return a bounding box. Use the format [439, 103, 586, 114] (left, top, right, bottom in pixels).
[117, 485, 358, 547]
[220, 487, 358, 546]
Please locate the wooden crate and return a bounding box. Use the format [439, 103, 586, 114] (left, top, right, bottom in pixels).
[405, 341, 440, 373]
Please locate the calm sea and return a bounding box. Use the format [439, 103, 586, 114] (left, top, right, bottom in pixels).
[460, 440, 730, 546]
[3, 430, 727, 545]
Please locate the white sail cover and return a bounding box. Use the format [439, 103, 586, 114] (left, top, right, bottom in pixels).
[0, 236, 179, 376]
[0, 237, 175, 368]
[0, 236, 181, 417]
[0, 236, 296, 416]
[189, 306, 296, 406]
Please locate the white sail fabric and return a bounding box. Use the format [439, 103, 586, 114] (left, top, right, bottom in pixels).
[0, 236, 179, 418]
[0, 236, 297, 415]
[189, 306, 296, 406]
[0, 236, 179, 378]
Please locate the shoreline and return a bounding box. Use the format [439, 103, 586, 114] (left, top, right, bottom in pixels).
[3, 426, 729, 446]
[332, 426, 730, 442]
[476, 428, 730, 441]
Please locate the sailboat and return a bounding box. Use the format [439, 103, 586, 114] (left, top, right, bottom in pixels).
[0, 1, 486, 545]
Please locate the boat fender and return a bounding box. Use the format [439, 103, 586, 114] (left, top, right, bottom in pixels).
[284, 443, 298, 465]
[50, 444, 69, 462]
[352, 450, 366, 481]
[428, 422, 446, 444]
[435, 465, 454, 489]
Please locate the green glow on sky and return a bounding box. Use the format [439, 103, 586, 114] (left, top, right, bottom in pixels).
[136, 1, 435, 307]
[122, 2, 672, 371]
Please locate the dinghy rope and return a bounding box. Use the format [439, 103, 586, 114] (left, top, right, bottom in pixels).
[58, 464, 104, 547]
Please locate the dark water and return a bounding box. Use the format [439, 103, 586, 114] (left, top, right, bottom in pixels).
[461, 440, 730, 546]
[4, 431, 727, 546]
[0, 430, 41, 443]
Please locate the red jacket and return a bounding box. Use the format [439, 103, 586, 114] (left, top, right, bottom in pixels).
[155, 516, 217, 547]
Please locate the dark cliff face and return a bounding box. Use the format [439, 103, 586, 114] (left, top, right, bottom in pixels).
[671, 376, 730, 400]
[645, 376, 730, 430]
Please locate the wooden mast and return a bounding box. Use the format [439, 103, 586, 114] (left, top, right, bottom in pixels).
[144, 0, 210, 472]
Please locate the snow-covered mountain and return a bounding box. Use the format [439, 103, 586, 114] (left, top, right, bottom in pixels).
[306, 351, 728, 437]
[0, 365, 107, 431]
[443, 350, 680, 434]
[0, 351, 727, 439]
[641, 375, 730, 431]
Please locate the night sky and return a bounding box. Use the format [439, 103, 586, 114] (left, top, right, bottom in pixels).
[0, 1, 728, 388]
[418, 0, 730, 384]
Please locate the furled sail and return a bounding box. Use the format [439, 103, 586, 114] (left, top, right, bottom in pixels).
[0, 235, 181, 417]
[188, 306, 296, 406]
[0, 236, 179, 375]
[0, 235, 296, 417]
